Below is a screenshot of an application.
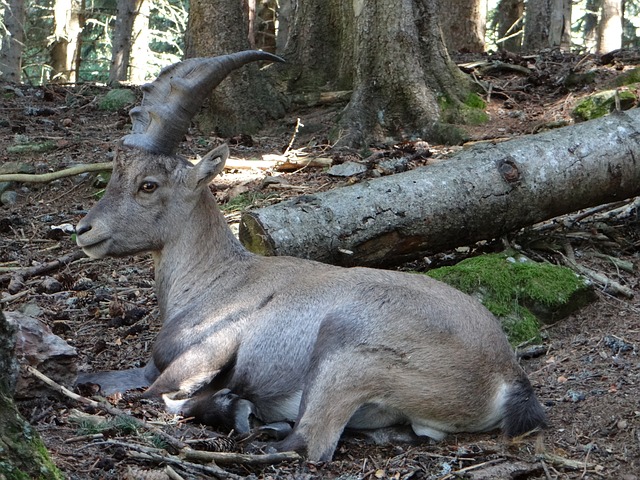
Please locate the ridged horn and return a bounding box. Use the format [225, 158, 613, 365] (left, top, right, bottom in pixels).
[122, 50, 284, 154]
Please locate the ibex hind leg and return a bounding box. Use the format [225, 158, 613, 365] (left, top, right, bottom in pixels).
[273, 350, 382, 462]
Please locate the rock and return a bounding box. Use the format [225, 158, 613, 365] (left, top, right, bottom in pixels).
[40, 276, 63, 294]
[327, 161, 367, 177]
[98, 88, 136, 111]
[72, 276, 94, 291]
[0, 161, 35, 175]
[1, 190, 18, 205]
[572, 89, 636, 122]
[4, 311, 77, 399]
[376, 157, 409, 175]
[0, 181, 11, 195]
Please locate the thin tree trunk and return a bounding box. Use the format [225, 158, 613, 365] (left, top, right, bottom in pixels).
[0, 0, 26, 82]
[109, 0, 146, 84]
[129, 0, 150, 84]
[522, 0, 571, 52]
[583, 0, 601, 52]
[597, 0, 622, 54]
[50, 0, 81, 83]
[495, 0, 524, 52]
[240, 110, 640, 267]
[440, 0, 487, 53]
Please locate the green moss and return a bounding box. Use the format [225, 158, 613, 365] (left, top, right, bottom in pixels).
[98, 88, 136, 111]
[464, 92, 486, 109]
[572, 89, 637, 122]
[438, 93, 488, 127]
[429, 122, 469, 146]
[427, 253, 591, 345]
[0, 394, 63, 480]
[611, 67, 640, 87]
[221, 192, 272, 212]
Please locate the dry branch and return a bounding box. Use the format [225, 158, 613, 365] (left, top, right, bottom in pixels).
[0, 162, 112, 183]
[0, 250, 87, 294]
[240, 110, 640, 267]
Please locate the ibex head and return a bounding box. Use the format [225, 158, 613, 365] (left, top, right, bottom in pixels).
[76, 51, 282, 259]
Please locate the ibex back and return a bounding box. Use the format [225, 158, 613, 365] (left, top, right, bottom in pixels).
[75, 51, 547, 461]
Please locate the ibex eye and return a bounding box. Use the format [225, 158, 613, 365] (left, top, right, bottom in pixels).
[140, 181, 158, 193]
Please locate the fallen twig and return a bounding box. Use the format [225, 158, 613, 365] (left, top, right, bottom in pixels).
[26, 365, 187, 451]
[561, 245, 634, 298]
[105, 440, 243, 480]
[183, 448, 301, 466]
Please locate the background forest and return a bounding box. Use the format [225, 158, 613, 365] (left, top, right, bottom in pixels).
[4, 0, 640, 148]
[3, 0, 640, 86]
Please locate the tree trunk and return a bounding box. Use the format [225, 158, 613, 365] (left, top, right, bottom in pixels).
[597, 0, 622, 54]
[522, 0, 571, 52]
[50, 0, 82, 83]
[240, 110, 640, 267]
[278, 0, 353, 93]
[440, 0, 487, 53]
[583, 0, 602, 52]
[185, 0, 286, 136]
[109, 0, 147, 85]
[0, 309, 62, 479]
[0, 0, 26, 82]
[336, 0, 474, 147]
[129, 0, 150, 84]
[494, 0, 524, 52]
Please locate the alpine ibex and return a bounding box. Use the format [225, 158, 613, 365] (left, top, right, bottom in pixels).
[75, 50, 547, 461]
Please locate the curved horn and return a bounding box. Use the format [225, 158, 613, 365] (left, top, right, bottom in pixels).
[122, 50, 284, 154]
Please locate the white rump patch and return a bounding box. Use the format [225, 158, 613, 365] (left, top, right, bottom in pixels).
[162, 393, 189, 414]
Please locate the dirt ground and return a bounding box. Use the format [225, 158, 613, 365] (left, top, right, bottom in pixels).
[1, 50, 639, 479]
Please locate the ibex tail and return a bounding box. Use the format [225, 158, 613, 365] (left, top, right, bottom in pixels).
[503, 377, 548, 437]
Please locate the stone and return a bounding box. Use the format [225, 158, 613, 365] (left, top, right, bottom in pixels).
[327, 161, 367, 177]
[4, 311, 77, 399]
[1, 190, 18, 205]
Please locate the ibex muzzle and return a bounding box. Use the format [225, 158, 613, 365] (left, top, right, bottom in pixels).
[75, 51, 547, 461]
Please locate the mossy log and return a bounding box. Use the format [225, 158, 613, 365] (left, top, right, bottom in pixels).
[240, 110, 640, 267]
[0, 310, 63, 480]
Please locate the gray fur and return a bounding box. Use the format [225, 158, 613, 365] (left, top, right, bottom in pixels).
[74, 53, 546, 461]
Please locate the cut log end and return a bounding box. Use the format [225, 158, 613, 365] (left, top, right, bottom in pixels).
[239, 213, 277, 257]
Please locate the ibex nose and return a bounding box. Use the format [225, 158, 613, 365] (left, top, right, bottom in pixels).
[76, 222, 92, 236]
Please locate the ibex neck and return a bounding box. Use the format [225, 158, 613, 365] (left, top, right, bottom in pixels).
[152, 192, 252, 319]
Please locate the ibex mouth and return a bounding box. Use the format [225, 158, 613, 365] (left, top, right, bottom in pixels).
[76, 237, 112, 259]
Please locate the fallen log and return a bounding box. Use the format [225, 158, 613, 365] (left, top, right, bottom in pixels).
[239, 110, 640, 267]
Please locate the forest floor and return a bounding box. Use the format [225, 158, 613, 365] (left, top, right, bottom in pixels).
[1, 49, 639, 480]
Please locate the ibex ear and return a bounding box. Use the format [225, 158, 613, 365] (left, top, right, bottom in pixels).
[191, 144, 229, 190]
[189, 144, 229, 190]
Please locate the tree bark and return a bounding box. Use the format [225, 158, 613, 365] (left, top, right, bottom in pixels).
[494, 0, 524, 52]
[50, 0, 82, 83]
[240, 110, 640, 267]
[440, 0, 487, 53]
[522, 0, 571, 52]
[109, 0, 148, 85]
[0, 309, 62, 479]
[597, 0, 622, 54]
[336, 0, 473, 147]
[185, 0, 286, 136]
[583, 0, 602, 52]
[278, 0, 353, 93]
[0, 0, 26, 82]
